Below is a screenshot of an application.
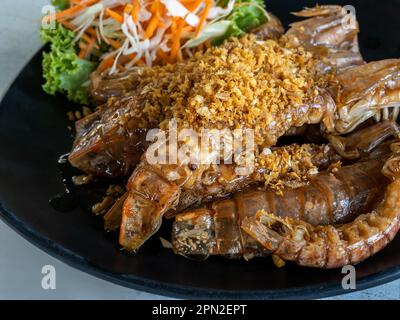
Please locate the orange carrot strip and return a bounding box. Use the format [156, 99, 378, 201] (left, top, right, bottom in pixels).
[81, 33, 91, 43]
[108, 38, 122, 49]
[106, 8, 124, 24]
[195, 0, 212, 37]
[170, 18, 177, 33]
[113, 5, 126, 14]
[43, 0, 98, 23]
[79, 32, 97, 59]
[171, 19, 184, 61]
[118, 53, 136, 65]
[82, 33, 100, 49]
[124, 4, 134, 14]
[131, 0, 140, 23]
[182, 25, 194, 33]
[157, 49, 168, 60]
[86, 27, 97, 37]
[79, 42, 87, 58]
[117, 64, 125, 72]
[98, 57, 115, 72]
[149, 0, 159, 13]
[78, 41, 86, 50]
[61, 20, 76, 30]
[145, 0, 161, 38]
[82, 42, 94, 59]
[186, 0, 203, 11]
[145, 16, 159, 38]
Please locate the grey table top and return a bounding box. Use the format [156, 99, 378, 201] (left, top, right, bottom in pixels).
[0, 0, 399, 300]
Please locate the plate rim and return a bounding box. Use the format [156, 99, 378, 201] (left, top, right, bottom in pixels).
[1, 49, 400, 300]
[1, 201, 400, 299]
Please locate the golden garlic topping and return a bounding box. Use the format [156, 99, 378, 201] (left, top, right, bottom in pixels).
[128, 34, 327, 146]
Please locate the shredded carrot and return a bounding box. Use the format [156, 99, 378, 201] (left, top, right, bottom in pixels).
[186, 0, 203, 11]
[61, 20, 76, 31]
[124, 4, 133, 15]
[149, 0, 160, 13]
[82, 41, 95, 59]
[81, 33, 91, 43]
[108, 38, 122, 49]
[106, 8, 124, 24]
[43, 0, 98, 23]
[51, 0, 237, 73]
[171, 19, 185, 61]
[78, 31, 97, 59]
[157, 49, 168, 61]
[86, 27, 97, 38]
[118, 53, 136, 64]
[144, 0, 161, 38]
[79, 41, 87, 58]
[195, 0, 212, 37]
[170, 18, 177, 33]
[131, 0, 140, 23]
[117, 63, 126, 72]
[113, 5, 126, 14]
[98, 57, 115, 72]
[182, 25, 195, 33]
[82, 33, 99, 49]
[145, 16, 159, 38]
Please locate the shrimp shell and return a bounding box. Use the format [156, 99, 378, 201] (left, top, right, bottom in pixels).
[172, 155, 390, 259]
[241, 144, 400, 268]
[120, 143, 340, 251]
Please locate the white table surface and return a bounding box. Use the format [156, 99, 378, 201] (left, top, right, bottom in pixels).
[0, 0, 399, 300]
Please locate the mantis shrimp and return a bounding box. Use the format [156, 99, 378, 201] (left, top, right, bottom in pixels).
[69, 12, 286, 177]
[171, 137, 395, 260]
[118, 51, 400, 252]
[241, 141, 400, 268]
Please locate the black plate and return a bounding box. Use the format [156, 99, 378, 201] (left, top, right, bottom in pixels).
[1, 0, 400, 299]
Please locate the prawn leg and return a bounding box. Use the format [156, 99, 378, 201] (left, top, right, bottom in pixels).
[326, 120, 400, 159]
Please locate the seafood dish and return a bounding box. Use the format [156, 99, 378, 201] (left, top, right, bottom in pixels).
[41, 2, 400, 269]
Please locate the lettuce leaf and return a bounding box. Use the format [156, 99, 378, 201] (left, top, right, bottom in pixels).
[212, 0, 268, 45]
[185, 0, 268, 48]
[51, 0, 69, 11]
[40, 24, 96, 104]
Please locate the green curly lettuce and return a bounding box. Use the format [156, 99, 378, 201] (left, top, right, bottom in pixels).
[51, 0, 69, 10]
[213, 0, 268, 45]
[184, 0, 268, 48]
[40, 24, 96, 104]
